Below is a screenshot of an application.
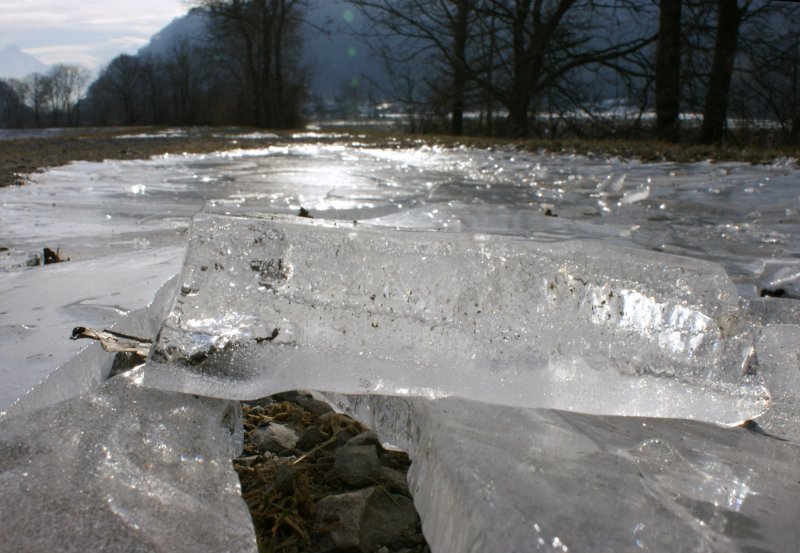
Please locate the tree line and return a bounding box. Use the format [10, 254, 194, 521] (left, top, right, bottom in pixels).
[0, 64, 91, 127]
[354, 0, 800, 144]
[1, 0, 800, 146]
[1, 1, 310, 130]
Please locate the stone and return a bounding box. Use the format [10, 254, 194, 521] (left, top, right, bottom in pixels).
[333, 428, 358, 448]
[332, 444, 381, 488]
[297, 425, 327, 450]
[346, 430, 382, 449]
[270, 390, 307, 403]
[295, 395, 334, 417]
[250, 422, 298, 455]
[313, 487, 419, 553]
[269, 390, 333, 416]
[375, 466, 410, 496]
[273, 464, 295, 496]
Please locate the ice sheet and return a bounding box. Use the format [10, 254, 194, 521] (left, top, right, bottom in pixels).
[321, 393, 800, 553]
[0, 138, 798, 553]
[0, 372, 254, 553]
[146, 213, 767, 424]
[0, 247, 183, 415]
[752, 324, 800, 441]
[3, 143, 797, 298]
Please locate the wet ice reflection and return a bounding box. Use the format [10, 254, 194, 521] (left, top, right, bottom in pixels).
[3, 142, 797, 299]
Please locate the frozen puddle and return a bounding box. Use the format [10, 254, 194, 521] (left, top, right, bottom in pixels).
[1, 140, 799, 552]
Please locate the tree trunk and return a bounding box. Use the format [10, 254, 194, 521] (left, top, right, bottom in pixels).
[260, 0, 273, 127]
[655, 0, 682, 142]
[789, 110, 800, 145]
[507, 0, 531, 137]
[701, 0, 744, 144]
[450, 0, 469, 135]
[508, 95, 531, 137]
[272, 0, 286, 127]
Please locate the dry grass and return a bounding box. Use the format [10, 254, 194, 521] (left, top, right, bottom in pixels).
[233, 401, 374, 553]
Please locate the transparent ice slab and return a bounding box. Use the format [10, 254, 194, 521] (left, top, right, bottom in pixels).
[320, 393, 800, 553]
[146, 213, 768, 424]
[752, 323, 800, 442]
[0, 371, 254, 553]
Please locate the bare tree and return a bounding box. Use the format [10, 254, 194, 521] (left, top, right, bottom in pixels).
[93, 55, 147, 124]
[164, 38, 210, 125]
[0, 80, 27, 128]
[450, 1, 472, 134]
[26, 73, 52, 127]
[200, 0, 310, 128]
[353, 0, 656, 137]
[351, 0, 478, 135]
[48, 64, 91, 126]
[3, 79, 31, 127]
[656, 0, 682, 142]
[139, 55, 169, 124]
[727, 4, 800, 144]
[471, 0, 656, 137]
[699, 0, 751, 144]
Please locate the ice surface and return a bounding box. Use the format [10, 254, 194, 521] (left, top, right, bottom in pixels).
[1, 138, 798, 553]
[320, 393, 800, 553]
[146, 213, 767, 424]
[753, 323, 800, 441]
[0, 247, 183, 415]
[4, 142, 797, 298]
[2, 274, 179, 420]
[0, 372, 254, 553]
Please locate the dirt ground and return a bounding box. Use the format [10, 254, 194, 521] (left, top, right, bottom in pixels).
[0, 128, 283, 187]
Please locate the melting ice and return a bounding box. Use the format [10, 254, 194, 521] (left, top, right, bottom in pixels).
[147, 213, 766, 423]
[1, 138, 799, 552]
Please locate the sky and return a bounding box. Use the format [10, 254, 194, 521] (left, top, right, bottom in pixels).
[0, 0, 189, 71]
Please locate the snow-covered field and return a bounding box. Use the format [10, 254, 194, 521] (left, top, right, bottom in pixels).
[1, 137, 798, 552]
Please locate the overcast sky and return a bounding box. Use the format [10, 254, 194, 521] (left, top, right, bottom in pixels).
[0, 0, 189, 70]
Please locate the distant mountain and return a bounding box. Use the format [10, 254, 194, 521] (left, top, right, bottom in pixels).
[137, 8, 210, 59]
[0, 45, 49, 79]
[305, 3, 389, 97]
[134, 4, 388, 98]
